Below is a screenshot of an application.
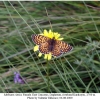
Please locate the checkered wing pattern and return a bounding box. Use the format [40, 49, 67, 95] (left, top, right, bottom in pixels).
[51, 40, 73, 57]
[32, 34, 73, 57]
[31, 34, 50, 45]
[51, 44, 62, 57]
[39, 42, 50, 54]
[56, 40, 73, 53]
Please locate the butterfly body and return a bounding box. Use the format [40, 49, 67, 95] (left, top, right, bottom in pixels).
[32, 34, 73, 57]
[48, 38, 56, 52]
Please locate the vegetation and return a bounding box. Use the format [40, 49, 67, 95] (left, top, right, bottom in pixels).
[0, 1, 100, 93]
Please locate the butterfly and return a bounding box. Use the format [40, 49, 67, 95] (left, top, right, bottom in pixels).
[31, 34, 73, 57]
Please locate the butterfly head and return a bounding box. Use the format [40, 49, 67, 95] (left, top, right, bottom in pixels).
[52, 36, 56, 40]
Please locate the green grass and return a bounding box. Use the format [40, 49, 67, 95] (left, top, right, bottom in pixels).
[0, 1, 100, 93]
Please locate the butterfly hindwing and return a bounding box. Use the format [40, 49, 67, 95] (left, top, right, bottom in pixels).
[39, 42, 50, 54]
[31, 34, 50, 45]
[51, 44, 62, 57]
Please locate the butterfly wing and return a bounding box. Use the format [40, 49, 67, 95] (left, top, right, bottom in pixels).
[51, 40, 73, 57]
[51, 44, 62, 57]
[56, 40, 73, 53]
[39, 42, 50, 54]
[31, 34, 50, 45]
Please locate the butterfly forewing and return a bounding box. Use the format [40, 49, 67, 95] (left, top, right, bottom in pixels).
[31, 34, 50, 45]
[56, 40, 73, 53]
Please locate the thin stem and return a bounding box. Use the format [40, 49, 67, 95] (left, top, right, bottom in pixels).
[47, 60, 50, 93]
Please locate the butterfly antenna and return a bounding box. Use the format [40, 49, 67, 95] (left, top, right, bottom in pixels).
[45, 7, 53, 32]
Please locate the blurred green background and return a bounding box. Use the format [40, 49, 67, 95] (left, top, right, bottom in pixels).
[0, 1, 100, 93]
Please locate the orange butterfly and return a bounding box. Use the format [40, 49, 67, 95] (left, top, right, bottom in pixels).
[32, 34, 73, 57]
